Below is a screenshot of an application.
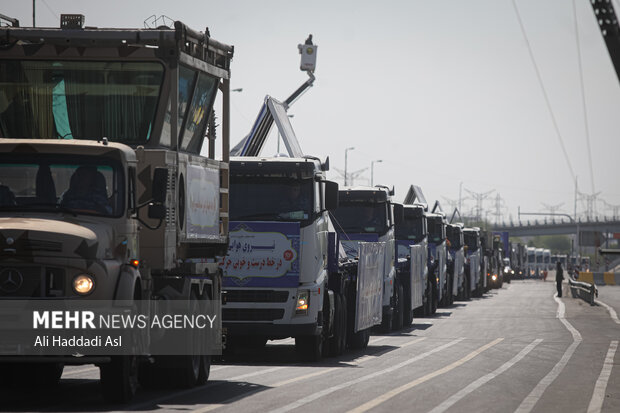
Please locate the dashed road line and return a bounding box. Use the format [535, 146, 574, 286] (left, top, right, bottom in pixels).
[347, 338, 504, 413]
[427, 339, 542, 413]
[266, 337, 465, 413]
[587, 340, 618, 413]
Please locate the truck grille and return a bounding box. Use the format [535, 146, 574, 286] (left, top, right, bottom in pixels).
[225, 290, 289, 303]
[223, 308, 285, 322]
[0, 266, 66, 297]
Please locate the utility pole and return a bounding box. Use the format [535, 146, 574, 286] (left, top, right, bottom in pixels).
[32, 0, 36, 27]
[541, 202, 564, 217]
[344, 147, 354, 186]
[464, 188, 494, 223]
[491, 193, 505, 226]
[370, 159, 382, 187]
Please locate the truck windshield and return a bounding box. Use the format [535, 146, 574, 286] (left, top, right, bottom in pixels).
[427, 218, 444, 244]
[395, 217, 424, 242]
[332, 202, 387, 234]
[229, 178, 314, 223]
[447, 229, 463, 248]
[0, 155, 123, 217]
[464, 233, 479, 251]
[528, 253, 535, 262]
[0, 60, 163, 142]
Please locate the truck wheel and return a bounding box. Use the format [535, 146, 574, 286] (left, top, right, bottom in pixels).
[196, 355, 211, 385]
[403, 287, 413, 327]
[349, 328, 370, 349]
[328, 294, 346, 357]
[380, 311, 393, 333]
[296, 334, 323, 362]
[392, 283, 404, 331]
[169, 291, 202, 388]
[100, 356, 139, 403]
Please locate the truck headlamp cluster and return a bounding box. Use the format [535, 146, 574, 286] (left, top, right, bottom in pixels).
[296, 290, 309, 315]
[73, 274, 95, 295]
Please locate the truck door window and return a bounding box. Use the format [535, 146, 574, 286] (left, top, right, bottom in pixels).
[181, 73, 218, 153]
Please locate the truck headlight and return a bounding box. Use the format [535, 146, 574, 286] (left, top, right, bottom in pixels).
[73, 274, 94, 295]
[296, 290, 309, 315]
[491, 274, 497, 281]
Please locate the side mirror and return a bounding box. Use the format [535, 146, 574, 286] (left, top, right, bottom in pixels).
[324, 180, 339, 211]
[393, 204, 404, 225]
[148, 203, 166, 220]
[152, 167, 168, 204]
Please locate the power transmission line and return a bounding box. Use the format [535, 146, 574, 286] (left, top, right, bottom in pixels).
[571, 0, 596, 194]
[511, 0, 576, 182]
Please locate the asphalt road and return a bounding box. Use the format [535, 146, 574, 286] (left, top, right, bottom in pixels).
[2, 274, 619, 413]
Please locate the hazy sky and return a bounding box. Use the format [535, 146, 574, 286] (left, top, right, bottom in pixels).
[4, 0, 620, 222]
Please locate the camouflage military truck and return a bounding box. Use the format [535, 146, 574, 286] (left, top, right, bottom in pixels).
[0, 14, 232, 402]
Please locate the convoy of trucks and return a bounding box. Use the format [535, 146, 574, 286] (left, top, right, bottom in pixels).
[0, 9, 588, 404]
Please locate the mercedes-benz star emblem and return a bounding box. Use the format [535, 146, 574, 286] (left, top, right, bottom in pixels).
[0, 268, 23, 293]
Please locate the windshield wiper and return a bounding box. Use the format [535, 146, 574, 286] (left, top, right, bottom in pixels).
[1, 203, 78, 217]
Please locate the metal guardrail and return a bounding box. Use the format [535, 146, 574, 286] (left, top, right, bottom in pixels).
[568, 276, 598, 305]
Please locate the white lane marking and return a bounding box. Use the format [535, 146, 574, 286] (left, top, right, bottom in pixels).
[123, 366, 286, 412]
[514, 294, 582, 413]
[62, 366, 98, 377]
[351, 337, 426, 365]
[587, 340, 618, 413]
[348, 338, 504, 413]
[428, 339, 542, 413]
[190, 337, 428, 412]
[266, 338, 465, 413]
[595, 299, 620, 325]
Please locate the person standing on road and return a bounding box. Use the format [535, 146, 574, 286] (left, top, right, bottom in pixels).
[556, 261, 564, 297]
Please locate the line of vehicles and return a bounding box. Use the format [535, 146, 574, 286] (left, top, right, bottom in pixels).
[507, 243, 589, 280]
[0, 14, 572, 403]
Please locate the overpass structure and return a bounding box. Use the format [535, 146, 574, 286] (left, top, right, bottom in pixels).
[492, 218, 620, 237]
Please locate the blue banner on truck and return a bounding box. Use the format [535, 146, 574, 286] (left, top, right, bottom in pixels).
[339, 233, 379, 259]
[222, 221, 301, 288]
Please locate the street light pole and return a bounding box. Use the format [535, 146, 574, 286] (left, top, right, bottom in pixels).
[371, 159, 383, 186]
[344, 147, 355, 186]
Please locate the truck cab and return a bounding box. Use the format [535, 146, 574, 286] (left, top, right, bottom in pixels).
[332, 185, 397, 331]
[393, 203, 430, 319]
[446, 223, 465, 302]
[0, 16, 233, 401]
[426, 213, 447, 307]
[463, 227, 483, 297]
[223, 156, 341, 359]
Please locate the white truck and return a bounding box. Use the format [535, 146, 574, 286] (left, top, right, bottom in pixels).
[222, 155, 383, 360]
[332, 185, 405, 331]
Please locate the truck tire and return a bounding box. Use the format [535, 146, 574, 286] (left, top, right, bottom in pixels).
[296, 334, 323, 362]
[380, 312, 392, 333]
[196, 355, 211, 385]
[348, 328, 370, 349]
[392, 282, 404, 331]
[328, 294, 346, 357]
[3, 363, 64, 387]
[168, 291, 202, 388]
[403, 286, 413, 327]
[100, 356, 139, 403]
